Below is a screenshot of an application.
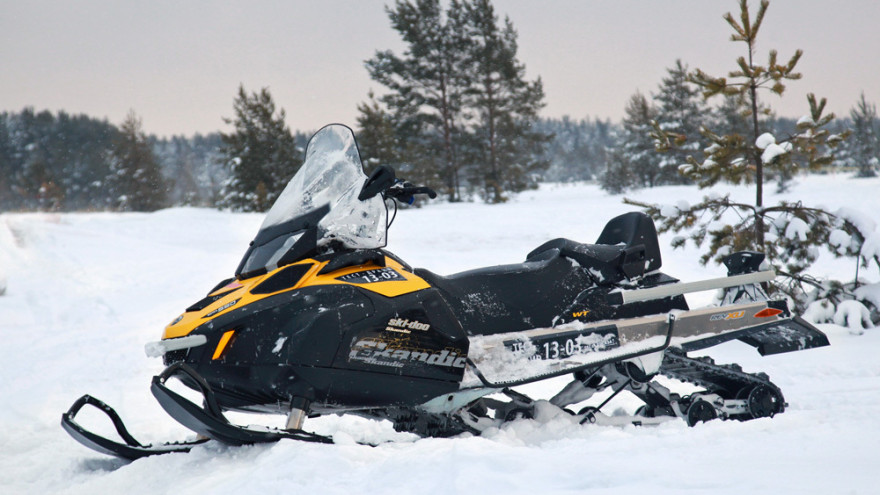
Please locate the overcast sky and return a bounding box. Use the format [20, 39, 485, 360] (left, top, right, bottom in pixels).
[2, 0, 878, 137]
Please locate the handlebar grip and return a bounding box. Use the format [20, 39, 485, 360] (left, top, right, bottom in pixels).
[386, 185, 437, 200]
[411, 186, 437, 199]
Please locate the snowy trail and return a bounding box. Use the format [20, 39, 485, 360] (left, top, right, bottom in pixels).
[1, 175, 878, 494]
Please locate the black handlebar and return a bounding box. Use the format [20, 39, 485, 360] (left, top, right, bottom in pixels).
[359, 165, 436, 203]
[385, 182, 437, 202]
[401, 185, 438, 199]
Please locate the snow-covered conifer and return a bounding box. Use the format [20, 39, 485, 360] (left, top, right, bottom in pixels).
[106, 111, 167, 212]
[218, 86, 301, 212]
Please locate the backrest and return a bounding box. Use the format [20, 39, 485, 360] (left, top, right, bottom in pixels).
[595, 212, 662, 273]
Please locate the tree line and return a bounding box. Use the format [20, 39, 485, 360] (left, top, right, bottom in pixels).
[0, 108, 227, 212]
[1, 93, 875, 213]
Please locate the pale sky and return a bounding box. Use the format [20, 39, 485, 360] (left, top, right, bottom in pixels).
[2, 0, 878, 137]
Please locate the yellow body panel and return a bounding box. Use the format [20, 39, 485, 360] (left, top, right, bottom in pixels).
[162, 256, 430, 340]
[306, 257, 431, 297]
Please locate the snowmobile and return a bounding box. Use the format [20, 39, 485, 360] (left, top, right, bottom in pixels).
[62, 124, 829, 460]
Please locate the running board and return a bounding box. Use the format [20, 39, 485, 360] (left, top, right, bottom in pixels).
[732, 315, 830, 355]
[464, 299, 825, 387]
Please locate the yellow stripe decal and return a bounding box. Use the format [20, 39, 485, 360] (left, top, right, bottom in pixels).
[212, 330, 236, 360]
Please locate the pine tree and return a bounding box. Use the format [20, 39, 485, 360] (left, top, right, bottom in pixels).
[356, 90, 404, 176]
[107, 111, 167, 212]
[8, 109, 59, 209]
[464, 0, 549, 202]
[600, 147, 636, 195]
[219, 86, 301, 212]
[0, 113, 16, 210]
[652, 60, 707, 185]
[168, 137, 202, 205]
[625, 0, 867, 322]
[675, 0, 844, 248]
[52, 112, 117, 210]
[846, 93, 879, 178]
[366, 0, 472, 201]
[602, 92, 660, 192]
[537, 116, 612, 182]
[22, 151, 63, 211]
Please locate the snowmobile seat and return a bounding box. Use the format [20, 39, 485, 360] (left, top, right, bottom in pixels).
[525, 212, 662, 284]
[412, 212, 662, 336]
[414, 254, 594, 336]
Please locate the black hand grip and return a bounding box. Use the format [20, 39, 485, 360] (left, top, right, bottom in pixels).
[387, 185, 436, 199]
[408, 186, 437, 199]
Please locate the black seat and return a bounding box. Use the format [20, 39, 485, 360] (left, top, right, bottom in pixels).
[415, 254, 594, 336]
[414, 212, 662, 337]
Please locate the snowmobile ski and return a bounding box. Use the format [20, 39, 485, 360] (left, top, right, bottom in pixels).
[61, 394, 208, 460]
[151, 363, 333, 446]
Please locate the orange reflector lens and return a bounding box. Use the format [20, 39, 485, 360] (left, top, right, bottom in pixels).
[754, 308, 784, 318]
[212, 330, 236, 360]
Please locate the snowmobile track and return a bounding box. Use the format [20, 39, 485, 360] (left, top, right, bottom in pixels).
[659, 347, 785, 417]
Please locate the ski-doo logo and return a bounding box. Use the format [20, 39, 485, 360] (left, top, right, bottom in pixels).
[385, 317, 431, 334]
[710, 310, 745, 322]
[349, 339, 467, 369]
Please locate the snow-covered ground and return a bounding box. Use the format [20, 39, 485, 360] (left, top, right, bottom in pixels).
[1, 174, 878, 494]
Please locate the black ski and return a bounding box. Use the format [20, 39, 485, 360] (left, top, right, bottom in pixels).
[61, 394, 208, 461]
[151, 363, 333, 446]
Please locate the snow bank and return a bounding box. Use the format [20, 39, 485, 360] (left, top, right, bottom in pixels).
[0, 217, 19, 296]
[803, 299, 835, 324]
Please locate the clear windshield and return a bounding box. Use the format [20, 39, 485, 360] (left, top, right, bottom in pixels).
[238, 124, 387, 276]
